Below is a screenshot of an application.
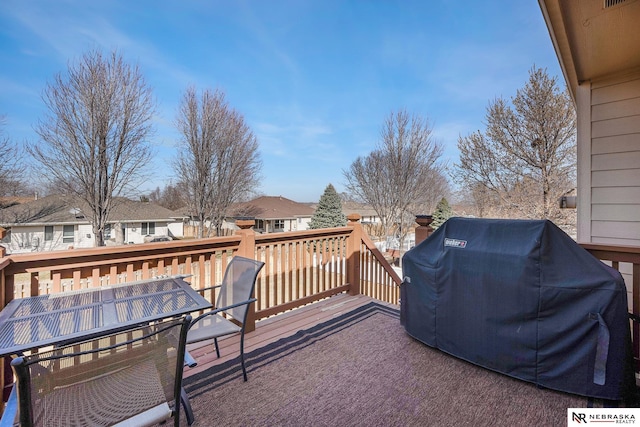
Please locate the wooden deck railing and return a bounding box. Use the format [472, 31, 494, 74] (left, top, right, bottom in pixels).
[0, 214, 400, 405]
[0, 215, 399, 326]
[581, 243, 640, 372]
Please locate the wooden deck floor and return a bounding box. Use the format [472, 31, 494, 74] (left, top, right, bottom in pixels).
[184, 293, 396, 378]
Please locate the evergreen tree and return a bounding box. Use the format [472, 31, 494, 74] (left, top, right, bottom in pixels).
[431, 197, 453, 229]
[310, 184, 347, 229]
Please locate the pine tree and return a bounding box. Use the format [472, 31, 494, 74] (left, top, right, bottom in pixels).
[310, 184, 347, 229]
[431, 197, 453, 229]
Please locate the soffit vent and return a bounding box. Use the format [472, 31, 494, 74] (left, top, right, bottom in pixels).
[604, 0, 628, 8]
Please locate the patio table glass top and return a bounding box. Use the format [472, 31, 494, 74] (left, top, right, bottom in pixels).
[0, 275, 211, 357]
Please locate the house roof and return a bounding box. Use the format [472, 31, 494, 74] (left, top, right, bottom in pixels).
[0, 194, 186, 226]
[304, 200, 378, 219]
[341, 201, 378, 218]
[0, 196, 34, 209]
[539, 0, 640, 100]
[229, 196, 315, 220]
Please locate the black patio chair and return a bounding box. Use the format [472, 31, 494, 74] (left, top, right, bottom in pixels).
[180, 256, 264, 425]
[0, 316, 191, 427]
[187, 255, 265, 381]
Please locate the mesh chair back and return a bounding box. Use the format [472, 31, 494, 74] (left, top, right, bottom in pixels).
[217, 256, 264, 321]
[11, 316, 191, 427]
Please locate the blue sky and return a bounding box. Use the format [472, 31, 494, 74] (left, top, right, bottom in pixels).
[0, 0, 562, 202]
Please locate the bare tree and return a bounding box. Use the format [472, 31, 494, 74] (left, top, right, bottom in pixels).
[0, 116, 30, 199]
[29, 50, 156, 246]
[344, 109, 447, 250]
[175, 87, 261, 237]
[455, 67, 576, 221]
[0, 117, 12, 194]
[147, 182, 187, 211]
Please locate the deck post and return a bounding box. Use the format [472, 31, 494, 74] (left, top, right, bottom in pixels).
[346, 214, 362, 296]
[414, 215, 434, 246]
[235, 219, 258, 332]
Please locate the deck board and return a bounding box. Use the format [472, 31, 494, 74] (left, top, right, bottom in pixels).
[185, 293, 395, 377]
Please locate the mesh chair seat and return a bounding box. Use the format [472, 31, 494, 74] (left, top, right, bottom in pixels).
[187, 313, 242, 344]
[33, 358, 169, 426]
[5, 316, 191, 427]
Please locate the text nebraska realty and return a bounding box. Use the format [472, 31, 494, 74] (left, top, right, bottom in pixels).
[573, 412, 635, 424]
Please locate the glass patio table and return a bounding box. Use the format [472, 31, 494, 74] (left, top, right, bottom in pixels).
[0, 275, 211, 357]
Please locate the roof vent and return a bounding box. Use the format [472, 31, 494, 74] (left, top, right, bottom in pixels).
[604, 0, 628, 8]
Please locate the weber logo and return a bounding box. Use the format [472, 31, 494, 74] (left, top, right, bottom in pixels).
[444, 238, 467, 248]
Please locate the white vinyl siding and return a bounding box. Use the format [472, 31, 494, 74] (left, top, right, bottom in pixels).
[586, 72, 640, 246]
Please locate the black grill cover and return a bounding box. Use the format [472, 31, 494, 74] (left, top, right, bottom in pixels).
[401, 217, 634, 400]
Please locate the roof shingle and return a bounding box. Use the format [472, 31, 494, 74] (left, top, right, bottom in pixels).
[229, 196, 314, 220]
[0, 194, 185, 226]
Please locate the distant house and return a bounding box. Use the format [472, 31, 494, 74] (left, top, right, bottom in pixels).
[225, 196, 315, 233]
[0, 195, 186, 253]
[300, 200, 381, 225]
[340, 201, 381, 225]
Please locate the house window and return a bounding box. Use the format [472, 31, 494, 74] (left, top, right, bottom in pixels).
[62, 225, 74, 243]
[274, 220, 284, 231]
[142, 222, 155, 235]
[104, 224, 112, 239]
[44, 226, 54, 241]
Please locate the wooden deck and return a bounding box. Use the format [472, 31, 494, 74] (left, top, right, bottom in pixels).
[184, 293, 396, 378]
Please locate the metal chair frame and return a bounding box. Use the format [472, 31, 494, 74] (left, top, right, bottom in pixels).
[187, 256, 265, 381]
[181, 256, 264, 425]
[1, 316, 191, 427]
